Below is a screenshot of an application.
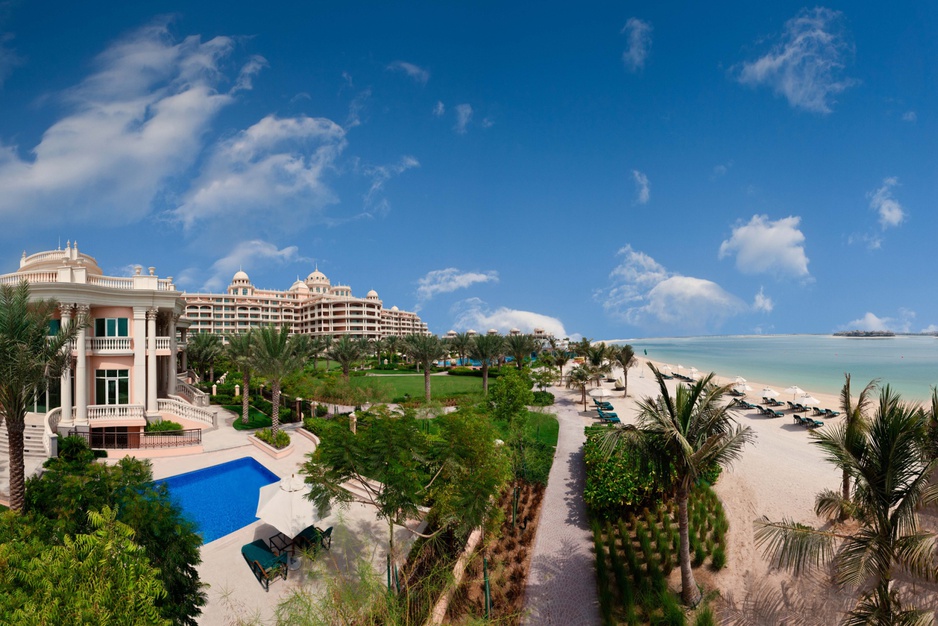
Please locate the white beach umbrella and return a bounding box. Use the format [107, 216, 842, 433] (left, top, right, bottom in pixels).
[676, 364, 684, 373]
[256, 475, 323, 539]
[800, 394, 820, 407]
[735, 383, 752, 393]
[689, 367, 700, 380]
[589, 387, 613, 399]
[660, 364, 673, 375]
[735, 376, 747, 384]
[762, 387, 779, 398]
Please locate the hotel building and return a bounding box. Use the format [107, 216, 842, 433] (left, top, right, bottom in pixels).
[182, 268, 428, 339]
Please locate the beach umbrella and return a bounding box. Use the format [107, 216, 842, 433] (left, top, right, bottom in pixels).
[735, 376, 747, 384]
[256, 475, 323, 539]
[689, 367, 700, 380]
[589, 387, 613, 399]
[676, 364, 684, 374]
[660, 364, 673, 375]
[800, 394, 820, 407]
[784, 385, 806, 400]
[735, 383, 752, 393]
[762, 387, 779, 398]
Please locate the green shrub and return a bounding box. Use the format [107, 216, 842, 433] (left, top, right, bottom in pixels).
[315, 403, 329, 417]
[583, 429, 663, 518]
[145, 420, 183, 432]
[255, 428, 291, 449]
[54, 435, 95, 466]
[302, 416, 333, 437]
[655, 589, 687, 626]
[212, 393, 235, 405]
[710, 545, 727, 570]
[531, 390, 555, 406]
[518, 439, 553, 485]
[692, 543, 706, 568]
[694, 605, 716, 626]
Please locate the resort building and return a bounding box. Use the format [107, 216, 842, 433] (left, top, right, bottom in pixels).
[182, 268, 428, 339]
[0, 243, 214, 463]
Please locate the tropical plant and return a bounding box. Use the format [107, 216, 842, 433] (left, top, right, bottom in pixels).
[448, 332, 472, 367]
[612, 344, 638, 397]
[586, 342, 612, 386]
[544, 337, 571, 381]
[306, 335, 326, 371]
[755, 386, 938, 625]
[225, 330, 255, 425]
[504, 333, 539, 369]
[565, 364, 592, 411]
[384, 334, 402, 365]
[403, 334, 446, 402]
[469, 333, 505, 394]
[327, 334, 364, 381]
[187, 332, 224, 382]
[602, 364, 754, 605]
[251, 325, 307, 437]
[0, 281, 83, 512]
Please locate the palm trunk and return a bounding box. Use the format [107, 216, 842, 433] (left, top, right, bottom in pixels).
[623, 370, 629, 398]
[840, 469, 851, 521]
[7, 418, 25, 512]
[241, 372, 250, 424]
[272, 382, 280, 436]
[343, 365, 350, 382]
[424, 366, 431, 402]
[677, 486, 701, 606]
[482, 363, 489, 394]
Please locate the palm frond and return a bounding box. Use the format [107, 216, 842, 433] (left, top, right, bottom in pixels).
[814, 488, 853, 521]
[835, 526, 889, 589]
[753, 516, 836, 574]
[893, 531, 938, 584]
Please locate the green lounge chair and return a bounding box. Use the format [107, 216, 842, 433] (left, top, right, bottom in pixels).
[295, 524, 334, 554]
[242, 539, 288, 592]
[597, 409, 620, 424]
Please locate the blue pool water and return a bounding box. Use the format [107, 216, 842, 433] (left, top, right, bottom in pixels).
[157, 457, 279, 544]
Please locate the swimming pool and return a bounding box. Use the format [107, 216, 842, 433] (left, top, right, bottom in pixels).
[157, 457, 280, 544]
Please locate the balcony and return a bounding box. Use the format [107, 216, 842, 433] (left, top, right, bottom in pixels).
[87, 404, 146, 422]
[89, 337, 133, 353]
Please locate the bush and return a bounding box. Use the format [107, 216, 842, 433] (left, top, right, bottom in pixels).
[531, 390, 555, 406]
[583, 429, 663, 518]
[54, 435, 95, 466]
[710, 545, 727, 570]
[213, 393, 235, 405]
[145, 420, 183, 433]
[302, 416, 332, 437]
[694, 605, 716, 626]
[315, 403, 329, 417]
[255, 428, 291, 449]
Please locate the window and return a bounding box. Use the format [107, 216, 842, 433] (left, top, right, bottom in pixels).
[48, 319, 61, 336]
[95, 369, 129, 405]
[95, 318, 128, 337]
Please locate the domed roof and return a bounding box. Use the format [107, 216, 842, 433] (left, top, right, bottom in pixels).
[290, 279, 310, 292]
[487, 328, 499, 335]
[233, 270, 250, 282]
[391, 305, 399, 312]
[366, 289, 379, 298]
[306, 268, 330, 285]
[510, 327, 520, 333]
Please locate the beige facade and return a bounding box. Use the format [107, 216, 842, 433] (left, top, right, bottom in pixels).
[182, 268, 428, 339]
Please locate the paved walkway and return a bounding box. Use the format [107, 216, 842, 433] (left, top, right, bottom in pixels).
[523, 387, 600, 625]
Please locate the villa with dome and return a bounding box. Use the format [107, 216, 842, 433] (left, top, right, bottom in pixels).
[182, 268, 428, 340]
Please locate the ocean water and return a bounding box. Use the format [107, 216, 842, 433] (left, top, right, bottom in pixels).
[613, 335, 938, 403]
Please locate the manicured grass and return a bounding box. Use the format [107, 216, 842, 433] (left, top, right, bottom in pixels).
[224, 405, 272, 430]
[412, 410, 558, 447]
[349, 373, 483, 402]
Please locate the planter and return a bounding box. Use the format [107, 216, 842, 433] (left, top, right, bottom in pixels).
[295, 427, 321, 447]
[249, 434, 294, 459]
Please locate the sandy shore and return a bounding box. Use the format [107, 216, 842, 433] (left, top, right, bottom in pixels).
[563, 357, 863, 620]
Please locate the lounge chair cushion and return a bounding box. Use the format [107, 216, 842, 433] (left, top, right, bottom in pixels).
[242, 539, 288, 591]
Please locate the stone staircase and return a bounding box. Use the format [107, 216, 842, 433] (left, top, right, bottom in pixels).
[0, 418, 49, 501]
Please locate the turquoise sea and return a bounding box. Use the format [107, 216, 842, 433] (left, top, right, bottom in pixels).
[611, 335, 938, 403]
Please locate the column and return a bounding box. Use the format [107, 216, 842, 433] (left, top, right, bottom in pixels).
[168, 313, 178, 396]
[180, 328, 188, 372]
[132, 307, 147, 407]
[59, 304, 74, 428]
[74, 304, 90, 426]
[147, 308, 158, 413]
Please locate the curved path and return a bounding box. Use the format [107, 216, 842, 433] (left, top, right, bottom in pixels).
[523, 388, 600, 625]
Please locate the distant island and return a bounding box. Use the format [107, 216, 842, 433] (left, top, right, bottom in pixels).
[833, 330, 896, 338]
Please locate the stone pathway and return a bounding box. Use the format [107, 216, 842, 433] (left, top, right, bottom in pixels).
[523, 388, 600, 625]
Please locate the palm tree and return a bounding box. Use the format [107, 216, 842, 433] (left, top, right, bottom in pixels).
[815, 374, 878, 521]
[505, 333, 538, 369]
[565, 364, 592, 411]
[755, 387, 938, 624]
[225, 331, 255, 425]
[326, 334, 363, 381]
[612, 344, 638, 397]
[404, 334, 446, 401]
[585, 342, 611, 386]
[384, 335, 402, 366]
[321, 335, 334, 372]
[546, 337, 571, 382]
[469, 333, 505, 394]
[188, 332, 223, 382]
[306, 336, 326, 371]
[604, 364, 754, 606]
[250, 325, 306, 437]
[0, 282, 83, 512]
[449, 332, 472, 367]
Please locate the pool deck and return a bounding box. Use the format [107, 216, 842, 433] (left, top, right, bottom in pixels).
[143, 410, 420, 625]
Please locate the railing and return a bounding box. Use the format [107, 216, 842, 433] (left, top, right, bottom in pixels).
[87, 275, 135, 289]
[157, 279, 174, 291]
[0, 271, 59, 285]
[67, 428, 202, 450]
[174, 378, 209, 407]
[87, 404, 146, 421]
[90, 337, 132, 352]
[44, 407, 62, 457]
[22, 250, 68, 265]
[159, 397, 216, 428]
[154, 337, 170, 350]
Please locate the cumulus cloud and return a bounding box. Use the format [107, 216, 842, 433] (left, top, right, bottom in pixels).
[171, 114, 347, 229]
[0, 20, 242, 224]
[632, 170, 650, 204]
[621, 18, 652, 72]
[719, 215, 810, 278]
[902, 111, 917, 123]
[433, 101, 445, 117]
[869, 177, 906, 229]
[179, 240, 310, 292]
[599, 245, 747, 332]
[454, 103, 473, 134]
[840, 309, 915, 334]
[417, 268, 498, 303]
[386, 60, 429, 84]
[736, 7, 855, 114]
[451, 297, 567, 338]
[753, 287, 774, 313]
[362, 155, 419, 216]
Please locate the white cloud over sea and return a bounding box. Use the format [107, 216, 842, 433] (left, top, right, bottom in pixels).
[719, 215, 810, 279]
[451, 297, 567, 338]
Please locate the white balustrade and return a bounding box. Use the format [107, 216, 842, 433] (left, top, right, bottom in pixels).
[89, 337, 132, 352]
[154, 337, 171, 350]
[86, 404, 146, 421]
[0, 271, 59, 285]
[159, 397, 216, 427]
[44, 407, 62, 456]
[87, 275, 135, 289]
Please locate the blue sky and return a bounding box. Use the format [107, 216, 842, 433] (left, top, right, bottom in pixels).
[1, 2, 936, 340]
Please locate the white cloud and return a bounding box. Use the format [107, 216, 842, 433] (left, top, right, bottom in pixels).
[711, 160, 733, 179]
[753, 287, 774, 313]
[736, 7, 855, 114]
[454, 104, 473, 134]
[433, 101, 445, 117]
[362, 155, 419, 215]
[621, 18, 652, 72]
[386, 60, 429, 84]
[346, 88, 371, 128]
[0, 20, 242, 224]
[452, 297, 567, 338]
[840, 310, 915, 334]
[902, 111, 917, 123]
[719, 215, 810, 278]
[600, 245, 747, 332]
[869, 177, 906, 229]
[417, 268, 499, 303]
[632, 170, 650, 204]
[232, 55, 268, 93]
[180, 240, 310, 292]
[847, 232, 882, 250]
[171, 114, 347, 229]
[0, 31, 21, 87]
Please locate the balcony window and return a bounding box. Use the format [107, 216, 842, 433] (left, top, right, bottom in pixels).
[95, 318, 129, 337]
[95, 369, 129, 405]
[47, 319, 61, 336]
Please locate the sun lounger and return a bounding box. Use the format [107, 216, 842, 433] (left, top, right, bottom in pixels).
[597, 409, 620, 424]
[770, 409, 784, 418]
[813, 407, 826, 416]
[294, 524, 333, 554]
[824, 409, 841, 417]
[793, 415, 807, 426]
[242, 539, 288, 592]
[593, 400, 614, 410]
[807, 419, 824, 429]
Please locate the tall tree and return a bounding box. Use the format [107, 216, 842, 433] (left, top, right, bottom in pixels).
[565, 364, 592, 412]
[504, 333, 539, 369]
[469, 333, 505, 394]
[306, 335, 326, 371]
[585, 342, 611, 386]
[546, 337, 571, 382]
[384, 335, 402, 365]
[756, 387, 938, 625]
[449, 332, 472, 367]
[0, 281, 82, 512]
[612, 344, 638, 397]
[187, 332, 223, 382]
[251, 325, 306, 437]
[603, 364, 754, 606]
[403, 334, 446, 402]
[327, 334, 364, 381]
[225, 330, 255, 425]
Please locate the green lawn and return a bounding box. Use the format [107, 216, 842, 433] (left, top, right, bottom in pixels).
[412, 410, 558, 447]
[350, 374, 483, 402]
[223, 405, 272, 430]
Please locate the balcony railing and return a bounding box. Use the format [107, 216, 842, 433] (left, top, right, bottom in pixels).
[67, 428, 202, 450]
[159, 397, 216, 427]
[154, 337, 170, 350]
[87, 404, 146, 421]
[89, 337, 132, 352]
